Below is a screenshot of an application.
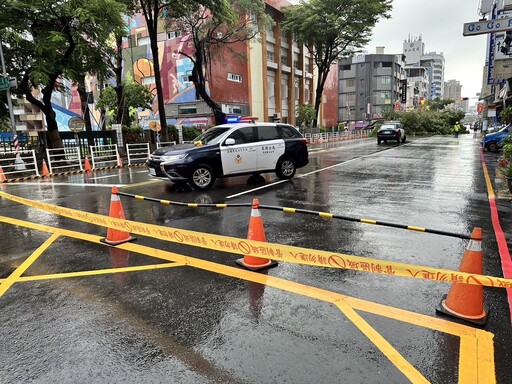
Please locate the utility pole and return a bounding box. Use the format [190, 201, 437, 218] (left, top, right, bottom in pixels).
[0, 39, 16, 134]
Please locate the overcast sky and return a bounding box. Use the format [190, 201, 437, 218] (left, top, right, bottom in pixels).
[365, 0, 487, 100]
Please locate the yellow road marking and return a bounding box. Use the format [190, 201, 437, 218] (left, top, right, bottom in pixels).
[0, 215, 496, 383]
[119, 179, 163, 189]
[1, 190, 509, 289]
[1, 263, 185, 283]
[0, 232, 60, 297]
[333, 300, 429, 383]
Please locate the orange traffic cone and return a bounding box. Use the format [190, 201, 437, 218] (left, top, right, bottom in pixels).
[436, 228, 488, 325]
[0, 166, 6, 182]
[236, 199, 278, 271]
[84, 156, 91, 171]
[101, 186, 136, 245]
[41, 160, 50, 177]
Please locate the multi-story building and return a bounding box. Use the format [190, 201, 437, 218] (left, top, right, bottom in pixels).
[403, 35, 425, 65]
[444, 79, 462, 101]
[404, 66, 430, 109]
[120, 0, 336, 128]
[420, 52, 445, 99]
[338, 48, 405, 122]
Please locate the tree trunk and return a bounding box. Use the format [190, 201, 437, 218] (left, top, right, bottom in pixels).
[312, 66, 330, 128]
[149, 37, 169, 142]
[114, 35, 126, 126]
[191, 42, 225, 125]
[77, 80, 94, 146]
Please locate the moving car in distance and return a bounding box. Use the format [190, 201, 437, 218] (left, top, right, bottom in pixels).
[146, 123, 309, 190]
[481, 124, 512, 152]
[377, 121, 406, 144]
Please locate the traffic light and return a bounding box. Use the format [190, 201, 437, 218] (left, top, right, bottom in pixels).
[501, 31, 512, 55]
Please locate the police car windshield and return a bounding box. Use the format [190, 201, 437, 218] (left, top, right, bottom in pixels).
[194, 127, 230, 144]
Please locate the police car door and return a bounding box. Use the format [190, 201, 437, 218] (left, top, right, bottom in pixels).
[255, 125, 285, 170]
[220, 126, 259, 175]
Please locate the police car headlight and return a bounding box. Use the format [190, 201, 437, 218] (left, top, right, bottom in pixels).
[160, 154, 188, 162]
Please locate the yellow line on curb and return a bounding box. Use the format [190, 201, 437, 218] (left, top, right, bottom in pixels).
[481, 151, 496, 200]
[0, 232, 60, 298]
[0, 215, 496, 383]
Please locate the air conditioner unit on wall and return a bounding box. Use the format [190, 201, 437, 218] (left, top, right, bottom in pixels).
[274, 113, 281, 118]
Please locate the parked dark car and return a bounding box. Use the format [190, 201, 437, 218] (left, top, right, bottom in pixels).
[377, 121, 406, 144]
[146, 123, 309, 190]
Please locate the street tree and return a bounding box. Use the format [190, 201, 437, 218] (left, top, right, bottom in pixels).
[165, 0, 272, 125]
[136, 0, 223, 139]
[295, 103, 316, 130]
[0, 0, 126, 149]
[281, 0, 392, 127]
[96, 79, 154, 127]
[426, 97, 455, 111]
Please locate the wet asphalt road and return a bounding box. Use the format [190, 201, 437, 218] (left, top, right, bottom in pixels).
[0, 134, 510, 383]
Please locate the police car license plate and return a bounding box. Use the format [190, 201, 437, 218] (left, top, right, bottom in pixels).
[149, 167, 156, 176]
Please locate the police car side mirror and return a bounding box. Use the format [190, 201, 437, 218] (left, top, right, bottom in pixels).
[225, 138, 236, 146]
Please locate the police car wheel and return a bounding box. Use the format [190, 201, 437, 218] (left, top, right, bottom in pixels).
[189, 164, 216, 190]
[276, 157, 296, 180]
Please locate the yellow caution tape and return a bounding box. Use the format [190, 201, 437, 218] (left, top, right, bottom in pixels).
[1, 190, 511, 289]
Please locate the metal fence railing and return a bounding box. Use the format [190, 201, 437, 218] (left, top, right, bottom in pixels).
[90, 144, 120, 169]
[126, 143, 150, 165]
[46, 147, 83, 174]
[0, 150, 39, 179]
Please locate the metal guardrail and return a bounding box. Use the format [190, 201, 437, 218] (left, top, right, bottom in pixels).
[304, 130, 370, 144]
[115, 191, 472, 240]
[0, 150, 39, 178]
[46, 147, 83, 174]
[90, 144, 120, 169]
[126, 143, 150, 165]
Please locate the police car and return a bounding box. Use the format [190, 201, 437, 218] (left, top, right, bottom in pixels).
[146, 123, 309, 190]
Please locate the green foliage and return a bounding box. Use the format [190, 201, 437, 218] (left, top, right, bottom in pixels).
[500, 106, 512, 125]
[282, 0, 392, 126]
[396, 109, 464, 135]
[121, 125, 145, 144]
[183, 126, 202, 141]
[426, 97, 455, 111]
[382, 106, 400, 121]
[296, 104, 316, 128]
[500, 163, 512, 178]
[96, 81, 154, 127]
[502, 143, 512, 160]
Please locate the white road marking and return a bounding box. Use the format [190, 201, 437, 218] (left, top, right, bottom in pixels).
[3, 182, 125, 188]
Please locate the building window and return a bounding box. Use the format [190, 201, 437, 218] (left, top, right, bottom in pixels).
[267, 51, 275, 62]
[382, 62, 392, 68]
[142, 76, 155, 85]
[227, 73, 242, 82]
[167, 31, 182, 40]
[137, 36, 150, 46]
[178, 105, 197, 115]
[341, 64, 351, 71]
[181, 70, 193, 83]
[380, 91, 391, 99]
[281, 56, 288, 66]
[381, 76, 391, 85]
